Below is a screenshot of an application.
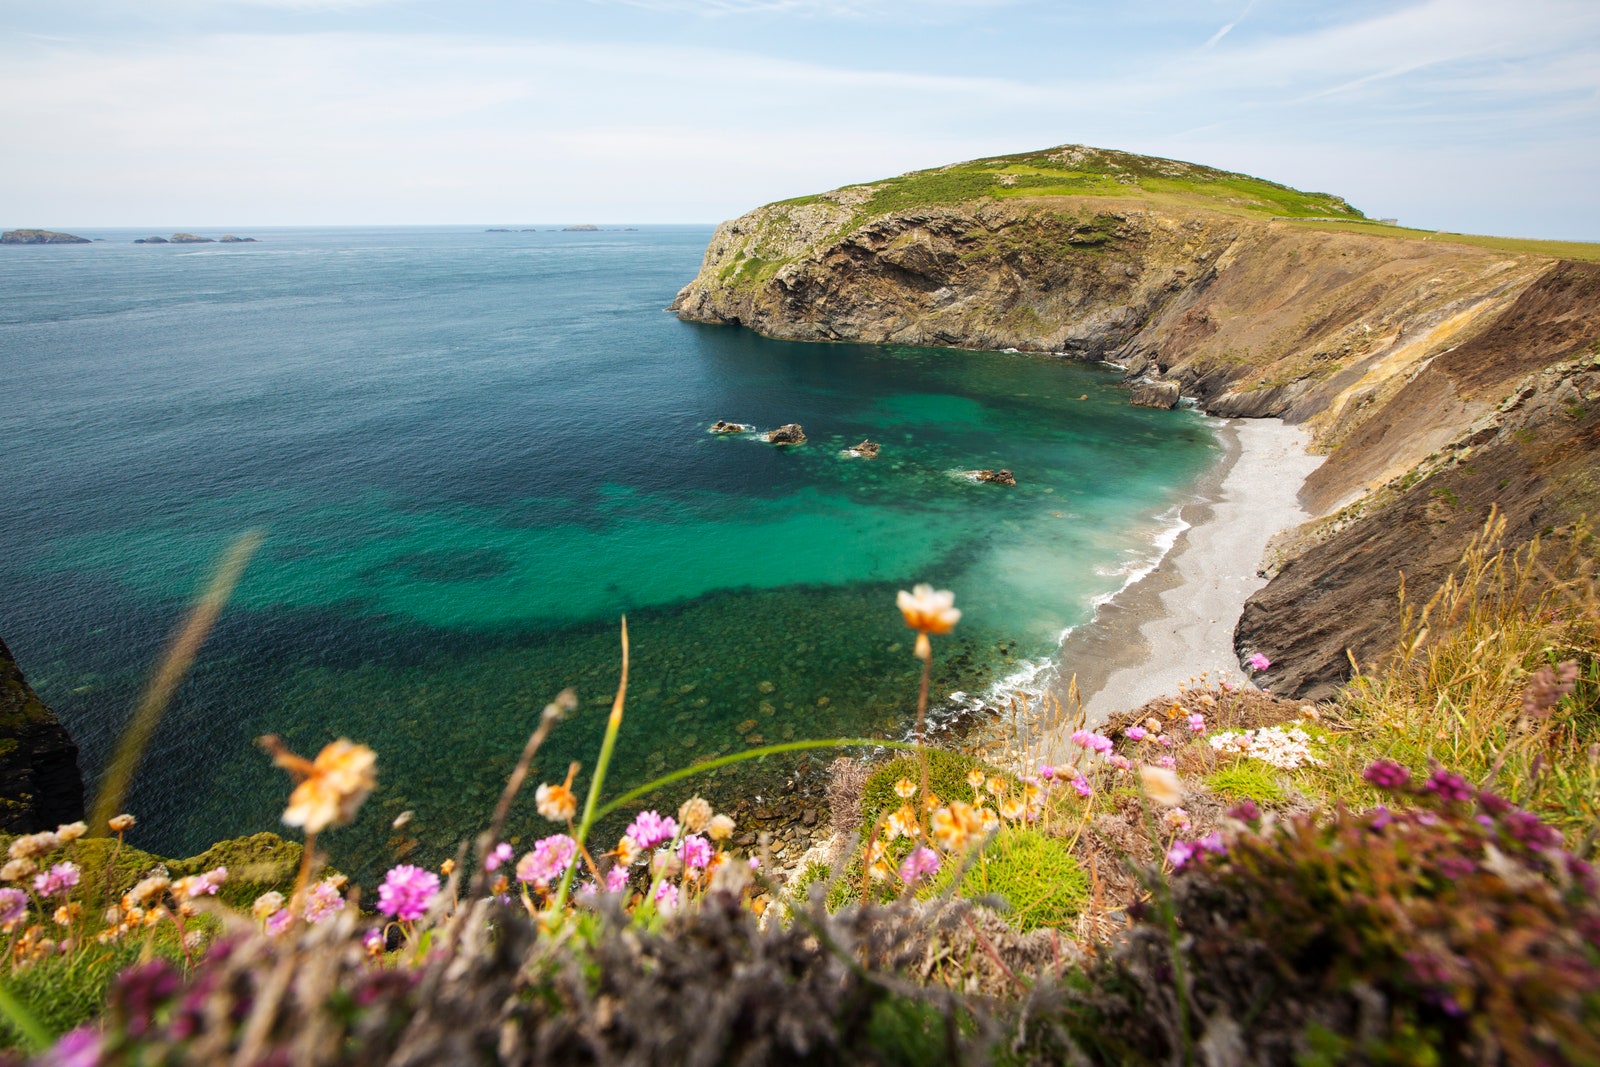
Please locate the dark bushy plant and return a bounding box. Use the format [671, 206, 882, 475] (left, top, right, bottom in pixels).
[1037, 763, 1600, 1066]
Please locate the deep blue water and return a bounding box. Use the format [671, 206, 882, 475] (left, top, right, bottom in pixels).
[0, 226, 1217, 876]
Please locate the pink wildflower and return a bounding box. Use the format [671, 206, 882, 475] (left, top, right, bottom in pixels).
[678, 834, 713, 870]
[1124, 726, 1146, 741]
[625, 811, 678, 850]
[604, 866, 629, 893]
[1166, 840, 1196, 869]
[1071, 776, 1092, 798]
[187, 867, 227, 898]
[897, 847, 940, 886]
[364, 927, 386, 954]
[0, 888, 26, 925]
[376, 864, 439, 922]
[1187, 713, 1206, 733]
[265, 909, 294, 937]
[33, 862, 79, 899]
[1157, 734, 1173, 748]
[303, 879, 345, 924]
[516, 834, 577, 887]
[652, 880, 679, 913]
[1155, 755, 1176, 769]
[1070, 730, 1113, 754]
[748, 856, 760, 870]
[484, 842, 514, 872]
[1106, 753, 1132, 771]
[1037, 764, 1055, 780]
[1247, 652, 1271, 672]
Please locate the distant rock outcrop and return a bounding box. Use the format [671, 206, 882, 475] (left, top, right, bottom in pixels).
[2, 230, 90, 245]
[973, 469, 1017, 486]
[0, 638, 85, 834]
[134, 236, 169, 244]
[1130, 380, 1181, 409]
[563, 225, 600, 232]
[846, 440, 880, 458]
[710, 420, 749, 434]
[170, 233, 215, 243]
[766, 424, 807, 445]
[218, 235, 257, 243]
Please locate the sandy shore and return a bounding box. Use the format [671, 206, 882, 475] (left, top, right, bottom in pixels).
[1039, 417, 1323, 759]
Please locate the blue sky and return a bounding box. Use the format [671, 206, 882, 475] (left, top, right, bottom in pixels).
[4, 0, 1598, 238]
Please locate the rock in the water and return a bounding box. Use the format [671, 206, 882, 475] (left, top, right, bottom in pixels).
[218, 235, 258, 243]
[2, 229, 89, 244]
[710, 420, 749, 434]
[169, 233, 215, 243]
[134, 236, 169, 243]
[767, 424, 806, 445]
[0, 637, 85, 834]
[846, 439, 880, 458]
[973, 469, 1017, 486]
[1130, 380, 1181, 409]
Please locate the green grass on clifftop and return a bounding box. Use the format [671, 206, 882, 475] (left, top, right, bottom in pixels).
[783, 144, 1365, 226]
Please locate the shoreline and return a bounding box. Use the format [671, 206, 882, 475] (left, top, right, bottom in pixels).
[1041, 416, 1323, 758]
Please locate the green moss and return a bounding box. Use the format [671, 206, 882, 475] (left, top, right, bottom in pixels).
[858, 751, 1012, 831]
[0, 941, 151, 1049]
[931, 828, 1087, 932]
[169, 832, 302, 909]
[1205, 762, 1289, 806]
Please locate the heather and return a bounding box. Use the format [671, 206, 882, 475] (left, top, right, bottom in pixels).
[0, 518, 1596, 1064]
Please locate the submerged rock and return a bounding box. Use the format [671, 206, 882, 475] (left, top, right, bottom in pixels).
[767, 424, 806, 445]
[845, 440, 880, 458]
[2, 229, 89, 244]
[710, 420, 749, 434]
[972, 469, 1017, 486]
[1130, 380, 1181, 409]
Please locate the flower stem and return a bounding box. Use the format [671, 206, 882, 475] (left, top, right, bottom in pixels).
[553, 617, 629, 912]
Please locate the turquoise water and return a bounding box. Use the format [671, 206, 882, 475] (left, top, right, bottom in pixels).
[0, 226, 1217, 877]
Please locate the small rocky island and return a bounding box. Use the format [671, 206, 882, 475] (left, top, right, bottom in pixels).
[766, 424, 806, 445]
[710, 420, 749, 434]
[845, 440, 880, 458]
[135, 233, 257, 244]
[971, 469, 1017, 486]
[2, 229, 90, 244]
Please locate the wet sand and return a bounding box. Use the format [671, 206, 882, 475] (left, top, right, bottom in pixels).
[1044, 417, 1323, 756]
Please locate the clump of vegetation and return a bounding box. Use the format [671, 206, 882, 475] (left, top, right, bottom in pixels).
[1202, 761, 1287, 806]
[934, 827, 1086, 933]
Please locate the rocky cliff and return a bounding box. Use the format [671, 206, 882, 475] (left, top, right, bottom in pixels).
[1, 229, 89, 244]
[673, 145, 1600, 698]
[0, 638, 85, 833]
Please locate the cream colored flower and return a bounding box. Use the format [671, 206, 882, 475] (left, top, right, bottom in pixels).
[251, 891, 285, 921]
[706, 814, 736, 842]
[55, 822, 87, 844]
[892, 777, 917, 800]
[616, 835, 642, 867]
[999, 797, 1027, 821]
[978, 806, 1000, 833]
[9, 832, 59, 860]
[896, 584, 960, 635]
[1, 859, 36, 882]
[984, 775, 1005, 797]
[108, 814, 136, 834]
[965, 768, 985, 790]
[125, 875, 170, 907]
[1140, 765, 1184, 807]
[886, 804, 921, 841]
[266, 737, 377, 835]
[930, 802, 984, 852]
[536, 782, 578, 823]
[678, 796, 714, 833]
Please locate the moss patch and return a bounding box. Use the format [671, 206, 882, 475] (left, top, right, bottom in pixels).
[1204, 761, 1289, 806]
[932, 828, 1087, 932]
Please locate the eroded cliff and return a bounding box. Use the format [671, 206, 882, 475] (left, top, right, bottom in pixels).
[674, 145, 1600, 698]
[0, 637, 86, 833]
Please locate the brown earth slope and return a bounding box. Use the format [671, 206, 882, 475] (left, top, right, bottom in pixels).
[674, 151, 1600, 699]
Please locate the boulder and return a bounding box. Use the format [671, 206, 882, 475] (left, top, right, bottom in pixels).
[1130, 380, 1182, 409]
[0, 637, 85, 834]
[974, 469, 1017, 486]
[710, 420, 749, 434]
[1, 230, 90, 244]
[766, 424, 806, 445]
[169, 233, 215, 243]
[847, 440, 880, 458]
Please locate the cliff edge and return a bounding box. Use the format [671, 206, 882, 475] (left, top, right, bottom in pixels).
[0, 638, 86, 833]
[674, 145, 1600, 698]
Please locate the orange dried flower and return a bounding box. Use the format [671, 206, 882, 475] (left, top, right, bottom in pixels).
[264, 736, 377, 835]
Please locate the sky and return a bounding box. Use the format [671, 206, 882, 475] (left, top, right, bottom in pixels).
[3, 0, 1598, 239]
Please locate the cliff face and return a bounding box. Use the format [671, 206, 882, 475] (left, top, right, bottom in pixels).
[0, 638, 86, 833]
[674, 147, 1600, 699]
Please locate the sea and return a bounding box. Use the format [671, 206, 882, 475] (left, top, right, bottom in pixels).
[0, 225, 1219, 878]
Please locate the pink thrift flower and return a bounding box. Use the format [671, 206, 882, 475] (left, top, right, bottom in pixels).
[376, 864, 439, 922]
[1157, 734, 1173, 748]
[0, 888, 26, 925]
[1247, 653, 1271, 672]
[677, 834, 713, 870]
[652, 880, 679, 913]
[516, 834, 577, 887]
[1037, 764, 1055, 780]
[897, 847, 940, 886]
[484, 842, 514, 872]
[1106, 753, 1132, 771]
[364, 927, 386, 954]
[33, 862, 79, 899]
[748, 856, 760, 870]
[1125, 726, 1146, 741]
[1155, 755, 1176, 769]
[188, 867, 228, 897]
[625, 811, 678, 850]
[1071, 776, 1092, 798]
[265, 909, 294, 937]
[1187, 713, 1206, 733]
[303, 879, 345, 924]
[1166, 841, 1196, 869]
[604, 866, 629, 893]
